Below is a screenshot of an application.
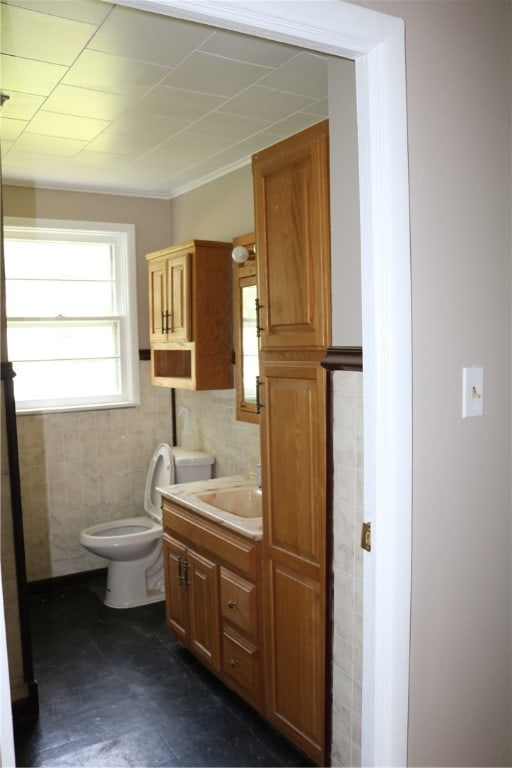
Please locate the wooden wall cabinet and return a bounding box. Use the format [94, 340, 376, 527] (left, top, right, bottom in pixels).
[162, 499, 263, 711]
[253, 120, 331, 766]
[146, 240, 233, 390]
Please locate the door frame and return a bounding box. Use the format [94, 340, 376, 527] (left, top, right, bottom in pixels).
[114, 2, 412, 765]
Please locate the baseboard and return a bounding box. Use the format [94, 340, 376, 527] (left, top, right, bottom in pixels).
[28, 568, 108, 594]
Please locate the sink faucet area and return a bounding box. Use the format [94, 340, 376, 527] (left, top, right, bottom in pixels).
[195, 486, 262, 518]
[157, 474, 263, 538]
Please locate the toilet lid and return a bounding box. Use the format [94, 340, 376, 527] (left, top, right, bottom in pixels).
[144, 443, 173, 522]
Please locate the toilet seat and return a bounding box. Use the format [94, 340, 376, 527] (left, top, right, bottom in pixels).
[144, 443, 173, 522]
[79, 516, 162, 561]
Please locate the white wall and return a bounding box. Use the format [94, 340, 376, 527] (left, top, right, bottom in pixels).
[358, 1, 512, 764]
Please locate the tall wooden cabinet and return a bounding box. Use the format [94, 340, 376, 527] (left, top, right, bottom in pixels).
[253, 120, 331, 765]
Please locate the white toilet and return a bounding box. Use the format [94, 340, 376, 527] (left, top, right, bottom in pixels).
[79, 443, 214, 608]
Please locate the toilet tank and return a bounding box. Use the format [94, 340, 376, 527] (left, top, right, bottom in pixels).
[173, 448, 214, 483]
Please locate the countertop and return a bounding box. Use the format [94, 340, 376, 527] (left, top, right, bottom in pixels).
[157, 474, 263, 541]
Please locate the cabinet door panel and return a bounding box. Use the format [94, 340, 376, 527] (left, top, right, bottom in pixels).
[261, 361, 326, 571]
[253, 121, 330, 351]
[266, 563, 324, 760]
[148, 261, 166, 342]
[167, 253, 191, 341]
[188, 549, 220, 671]
[163, 535, 188, 641]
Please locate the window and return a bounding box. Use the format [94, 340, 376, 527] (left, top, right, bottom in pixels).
[4, 218, 139, 414]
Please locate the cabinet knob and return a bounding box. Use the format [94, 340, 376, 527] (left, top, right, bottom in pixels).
[230, 658, 239, 668]
[228, 600, 237, 610]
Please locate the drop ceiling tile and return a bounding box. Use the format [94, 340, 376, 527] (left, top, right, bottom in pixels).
[0, 53, 67, 96]
[111, 162, 177, 190]
[0, 116, 26, 141]
[4, 148, 68, 172]
[199, 29, 299, 67]
[4, 0, 112, 25]
[72, 150, 132, 170]
[185, 112, 270, 142]
[27, 111, 109, 141]
[85, 131, 165, 157]
[1, 5, 97, 67]
[43, 85, 132, 121]
[259, 52, 328, 99]
[132, 131, 231, 175]
[0, 91, 45, 120]
[62, 49, 170, 96]
[104, 113, 189, 143]
[260, 114, 324, 141]
[134, 86, 224, 121]
[161, 52, 271, 98]
[89, 5, 214, 68]
[13, 133, 87, 157]
[219, 85, 315, 122]
[302, 98, 329, 117]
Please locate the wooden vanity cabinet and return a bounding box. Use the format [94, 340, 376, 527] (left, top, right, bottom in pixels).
[163, 534, 220, 671]
[162, 499, 263, 711]
[252, 120, 331, 765]
[146, 240, 233, 390]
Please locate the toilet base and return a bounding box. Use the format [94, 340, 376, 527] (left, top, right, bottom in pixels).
[104, 546, 165, 609]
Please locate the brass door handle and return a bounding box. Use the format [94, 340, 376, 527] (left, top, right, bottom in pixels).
[228, 600, 237, 610]
[230, 658, 239, 668]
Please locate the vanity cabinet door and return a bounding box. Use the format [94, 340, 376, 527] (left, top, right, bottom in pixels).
[187, 549, 220, 672]
[163, 535, 188, 642]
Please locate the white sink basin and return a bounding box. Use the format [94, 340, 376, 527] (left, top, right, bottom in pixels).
[195, 486, 262, 518]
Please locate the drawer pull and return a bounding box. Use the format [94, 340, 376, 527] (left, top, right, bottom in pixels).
[228, 600, 237, 610]
[230, 658, 239, 668]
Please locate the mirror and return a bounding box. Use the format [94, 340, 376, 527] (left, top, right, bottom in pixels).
[233, 233, 259, 423]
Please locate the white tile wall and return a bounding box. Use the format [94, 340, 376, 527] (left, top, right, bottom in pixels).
[175, 388, 261, 477]
[331, 370, 364, 767]
[17, 361, 173, 580]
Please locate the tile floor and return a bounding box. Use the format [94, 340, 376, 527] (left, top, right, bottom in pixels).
[14, 576, 313, 767]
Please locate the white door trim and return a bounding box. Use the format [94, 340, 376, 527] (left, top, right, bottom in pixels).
[112, 2, 413, 765]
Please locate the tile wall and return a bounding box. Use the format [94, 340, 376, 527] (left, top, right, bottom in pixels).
[331, 370, 364, 767]
[175, 388, 261, 478]
[17, 361, 172, 581]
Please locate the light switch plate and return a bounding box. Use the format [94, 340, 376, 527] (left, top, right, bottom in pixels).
[462, 366, 484, 418]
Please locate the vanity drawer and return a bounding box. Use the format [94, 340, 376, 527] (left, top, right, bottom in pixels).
[220, 568, 257, 637]
[222, 627, 260, 703]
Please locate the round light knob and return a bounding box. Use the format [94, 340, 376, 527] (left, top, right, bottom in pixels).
[232, 245, 250, 263]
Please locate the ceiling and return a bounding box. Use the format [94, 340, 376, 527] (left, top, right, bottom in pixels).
[0, 0, 329, 199]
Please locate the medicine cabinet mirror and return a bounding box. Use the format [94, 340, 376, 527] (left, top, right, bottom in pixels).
[233, 232, 260, 424]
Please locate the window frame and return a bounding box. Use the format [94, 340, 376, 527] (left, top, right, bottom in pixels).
[4, 217, 140, 414]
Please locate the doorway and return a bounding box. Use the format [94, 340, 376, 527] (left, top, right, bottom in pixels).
[126, 3, 412, 766]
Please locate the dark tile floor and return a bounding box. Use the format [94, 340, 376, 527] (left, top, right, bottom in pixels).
[14, 576, 313, 768]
